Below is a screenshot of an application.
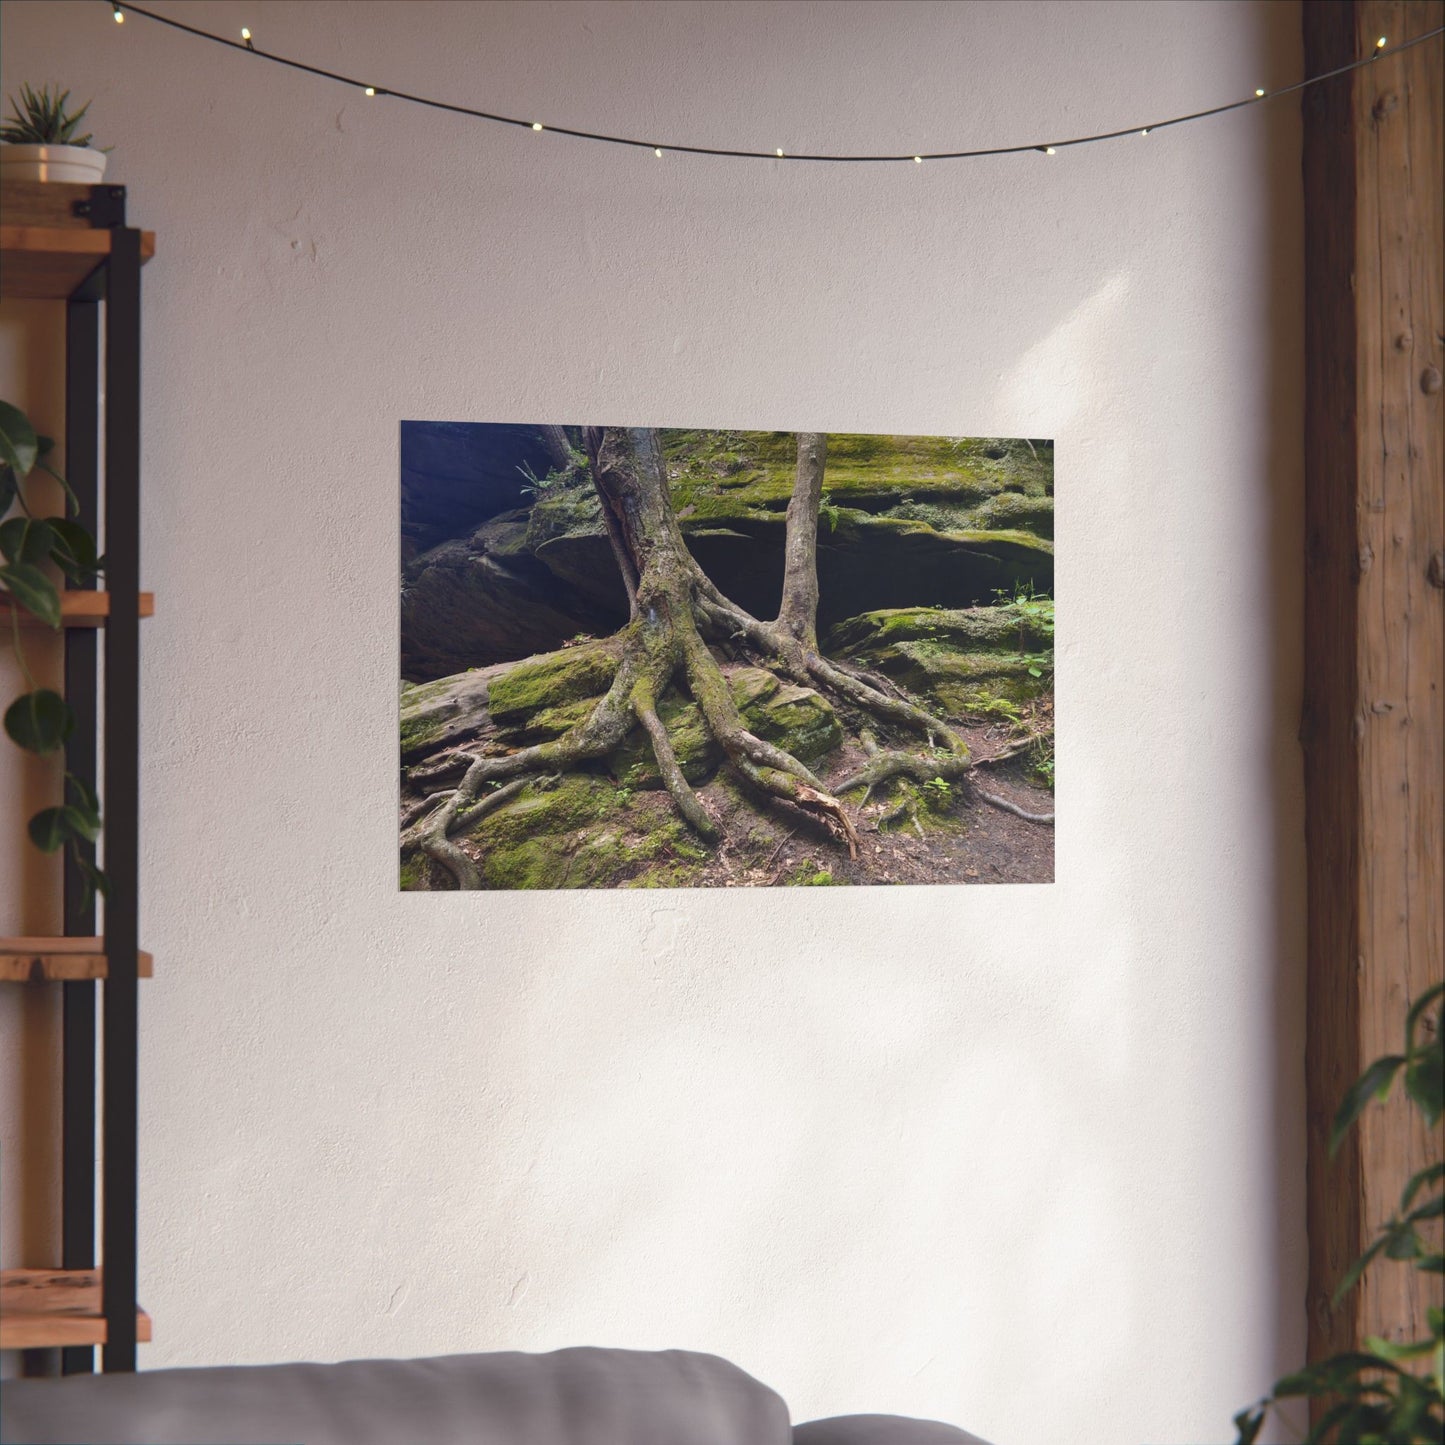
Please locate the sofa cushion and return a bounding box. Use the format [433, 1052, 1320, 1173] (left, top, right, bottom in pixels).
[0, 1347, 791, 1445]
[794, 1415, 993, 1445]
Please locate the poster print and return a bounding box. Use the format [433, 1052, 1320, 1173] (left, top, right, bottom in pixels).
[401, 425, 1054, 889]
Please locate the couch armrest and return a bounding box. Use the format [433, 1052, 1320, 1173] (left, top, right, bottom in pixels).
[794, 1415, 993, 1445]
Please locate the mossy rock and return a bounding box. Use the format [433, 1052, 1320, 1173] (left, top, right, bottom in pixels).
[828, 605, 1052, 715]
[487, 639, 622, 728]
[469, 776, 708, 889]
[400, 667, 495, 761]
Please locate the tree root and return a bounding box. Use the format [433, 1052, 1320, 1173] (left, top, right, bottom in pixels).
[631, 680, 718, 841]
[973, 787, 1054, 825]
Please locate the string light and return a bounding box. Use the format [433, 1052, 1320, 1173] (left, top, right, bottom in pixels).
[103, 4, 1444, 167]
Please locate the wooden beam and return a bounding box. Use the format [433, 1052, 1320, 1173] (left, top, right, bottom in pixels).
[1301, 0, 1444, 1376]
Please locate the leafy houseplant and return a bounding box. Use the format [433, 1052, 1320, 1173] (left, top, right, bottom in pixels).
[1234, 982, 1444, 1444]
[0, 83, 107, 184]
[0, 399, 107, 908]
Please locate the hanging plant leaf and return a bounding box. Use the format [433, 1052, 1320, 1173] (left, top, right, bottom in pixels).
[73, 852, 109, 906]
[0, 516, 56, 565]
[0, 561, 61, 627]
[4, 688, 73, 754]
[0, 399, 38, 479]
[27, 806, 70, 853]
[47, 517, 101, 582]
[0, 465, 16, 517]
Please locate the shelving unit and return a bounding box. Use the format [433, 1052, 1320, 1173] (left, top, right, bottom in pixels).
[0, 180, 153, 1374]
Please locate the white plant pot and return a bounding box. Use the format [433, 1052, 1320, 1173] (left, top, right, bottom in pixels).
[0, 144, 108, 184]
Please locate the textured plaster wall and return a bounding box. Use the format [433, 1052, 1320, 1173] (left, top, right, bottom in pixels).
[0, 2, 1306, 1440]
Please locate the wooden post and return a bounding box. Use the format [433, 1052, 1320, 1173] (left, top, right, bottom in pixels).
[1301, 0, 1444, 1375]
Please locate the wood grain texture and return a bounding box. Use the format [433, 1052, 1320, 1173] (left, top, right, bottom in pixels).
[0, 1270, 151, 1349]
[1302, 0, 1444, 1372]
[0, 180, 101, 229]
[1, 591, 156, 627]
[0, 225, 156, 300]
[0, 938, 154, 983]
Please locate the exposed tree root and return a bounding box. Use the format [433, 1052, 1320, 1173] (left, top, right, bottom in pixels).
[973, 787, 1055, 826]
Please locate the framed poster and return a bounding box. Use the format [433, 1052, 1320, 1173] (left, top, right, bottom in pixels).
[401, 424, 1053, 888]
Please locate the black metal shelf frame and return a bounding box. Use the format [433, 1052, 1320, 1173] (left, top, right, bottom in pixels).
[57, 185, 143, 1375]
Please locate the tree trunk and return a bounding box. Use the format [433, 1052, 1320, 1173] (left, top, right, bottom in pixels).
[778, 432, 826, 647]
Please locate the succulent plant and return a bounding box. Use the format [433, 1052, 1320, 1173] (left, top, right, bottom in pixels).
[1, 83, 97, 148]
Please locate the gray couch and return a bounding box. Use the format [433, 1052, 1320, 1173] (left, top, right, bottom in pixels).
[0, 1347, 992, 1445]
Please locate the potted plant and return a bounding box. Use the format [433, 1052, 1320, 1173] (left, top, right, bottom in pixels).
[0, 83, 107, 184]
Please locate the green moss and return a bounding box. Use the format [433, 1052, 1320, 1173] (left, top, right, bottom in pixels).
[487, 641, 621, 727]
[788, 865, 844, 886]
[399, 854, 428, 889]
[399, 711, 444, 755]
[472, 779, 707, 889]
[658, 429, 1053, 529]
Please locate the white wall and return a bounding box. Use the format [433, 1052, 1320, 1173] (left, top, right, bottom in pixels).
[0, 2, 1306, 1440]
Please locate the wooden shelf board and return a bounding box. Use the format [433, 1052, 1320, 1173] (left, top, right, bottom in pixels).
[0, 938, 154, 983]
[0, 1270, 151, 1350]
[2, 590, 156, 628]
[0, 225, 156, 300]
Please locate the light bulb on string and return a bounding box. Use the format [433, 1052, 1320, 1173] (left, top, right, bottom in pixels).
[654, 147, 663, 157]
[1255, 87, 1266, 97]
[241, 26, 254, 50]
[112, 4, 124, 22]
[913, 155, 922, 163]
[1140, 127, 1150, 136]
[776, 148, 784, 158]
[1044, 146, 1057, 155]
[532, 122, 543, 131]
[364, 86, 376, 96]
[1376, 36, 1387, 49]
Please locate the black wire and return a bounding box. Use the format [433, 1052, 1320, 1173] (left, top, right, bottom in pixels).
[110, 3, 1443, 164]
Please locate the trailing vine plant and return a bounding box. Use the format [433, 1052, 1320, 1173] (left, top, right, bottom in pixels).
[1234, 981, 1444, 1444]
[0, 399, 107, 909]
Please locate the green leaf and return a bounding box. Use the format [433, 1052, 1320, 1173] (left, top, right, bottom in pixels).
[1329, 1231, 1387, 1312]
[0, 560, 60, 626]
[1404, 1041, 1444, 1125]
[27, 806, 69, 853]
[0, 516, 55, 565]
[0, 464, 16, 516]
[3, 688, 73, 754]
[1402, 1163, 1445, 1212]
[1406, 982, 1445, 1050]
[46, 517, 100, 582]
[1232, 1405, 1265, 1444]
[72, 852, 109, 908]
[1385, 1227, 1422, 1261]
[0, 399, 38, 478]
[1331, 1054, 1406, 1157]
[1363, 1333, 1437, 1362]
